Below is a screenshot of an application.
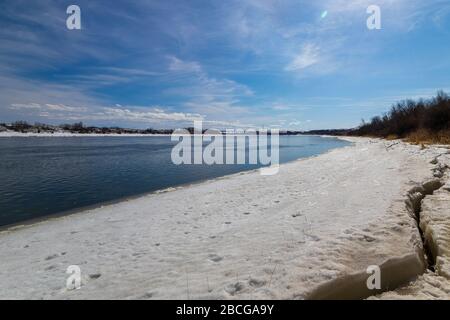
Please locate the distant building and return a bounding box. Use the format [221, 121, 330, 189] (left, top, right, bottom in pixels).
[0, 125, 7, 132]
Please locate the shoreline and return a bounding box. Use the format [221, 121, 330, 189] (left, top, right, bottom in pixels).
[0, 135, 352, 232]
[1, 137, 449, 299]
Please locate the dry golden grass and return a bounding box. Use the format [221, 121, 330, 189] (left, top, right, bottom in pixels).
[406, 129, 450, 145]
[385, 134, 399, 140]
[434, 130, 450, 144]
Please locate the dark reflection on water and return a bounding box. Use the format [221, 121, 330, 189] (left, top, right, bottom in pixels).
[0, 135, 350, 226]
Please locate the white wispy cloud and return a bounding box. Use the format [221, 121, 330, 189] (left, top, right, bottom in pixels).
[285, 43, 320, 72]
[99, 107, 204, 122]
[9, 102, 205, 124]
[10, 103, 87, 113]
[164, 56, 255, 120]
[168, 56, 202, 73]
[165, 56, 253, 97]
[10, 103, 43, 110]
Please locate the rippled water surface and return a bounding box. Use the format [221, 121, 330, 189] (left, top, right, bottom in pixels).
[0, 135, 350, 226]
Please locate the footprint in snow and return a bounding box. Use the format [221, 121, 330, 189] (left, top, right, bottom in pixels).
[224, 282, 245, 296]
[208, 254, 223, 262]
[45, 254, 59, 261]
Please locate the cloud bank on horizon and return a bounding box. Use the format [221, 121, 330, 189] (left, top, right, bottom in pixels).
[0, 0, 450, 130]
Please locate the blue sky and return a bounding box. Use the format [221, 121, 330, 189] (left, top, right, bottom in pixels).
[1, 0, 450, 130]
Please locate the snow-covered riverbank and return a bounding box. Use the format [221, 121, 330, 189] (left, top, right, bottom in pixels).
[0, 137, 449, 299]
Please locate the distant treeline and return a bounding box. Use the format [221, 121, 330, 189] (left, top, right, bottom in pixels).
[352, 91, 450, 144]
[0, 121, 173, 135]
[0, 121, 303, 135]
[297, 91, 450, 144]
